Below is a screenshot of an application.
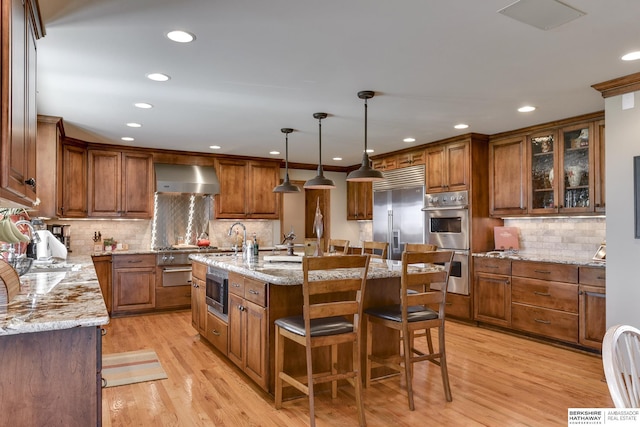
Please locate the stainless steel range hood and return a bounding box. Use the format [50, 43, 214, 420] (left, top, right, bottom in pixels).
[154, 163, 220, 194]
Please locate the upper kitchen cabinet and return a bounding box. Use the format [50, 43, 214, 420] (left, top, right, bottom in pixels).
[58, 140, 88, 217]
[489, 113, 605, 217]
[527, 130, 558, 214]
[214, 158, 279, 219]
[489, 136, 527, 216]
[346, 181, 372, 220]
[88, 148, 153, 218]
[425, 140, 469, 193]
[0, 0, 43, 207]
[34, 116, 64, 218]
[371, 155, 397, 172]
[395, 149, 425, 168]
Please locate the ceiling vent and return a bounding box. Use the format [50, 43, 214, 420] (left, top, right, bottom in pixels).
[498, 0, 586, 30]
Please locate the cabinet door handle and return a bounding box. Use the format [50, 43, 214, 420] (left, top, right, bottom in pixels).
[248, 289, 260, 295]
[128, 260, 143, 263]
[238, 305, 245, 311]
[534, 318, 551, 325]
[580, 291, 605, 298]
[101, 328, 107, 336]
[533, 270, 551, 274]
[485, 265, 499, 269]
[102, 377, 108, 388]
[482, 277, 510, 285]
[231, 283, 241, 288]
[211, 329, 221, 336]
[24, 177, 36, 188]
[533, 291, 551, 297]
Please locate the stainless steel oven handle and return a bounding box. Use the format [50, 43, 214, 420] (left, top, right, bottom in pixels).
[162, 267, 192, 273]
[422, 205, 469, 211]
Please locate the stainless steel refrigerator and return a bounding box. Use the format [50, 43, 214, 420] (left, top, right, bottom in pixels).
[372, 185, 425, 260]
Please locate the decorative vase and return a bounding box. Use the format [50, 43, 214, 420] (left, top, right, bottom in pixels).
[567, 165, 583, 187]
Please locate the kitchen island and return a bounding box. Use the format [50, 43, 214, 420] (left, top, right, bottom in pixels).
[189, 253, 404, 395]
[0, 256, 109, 426]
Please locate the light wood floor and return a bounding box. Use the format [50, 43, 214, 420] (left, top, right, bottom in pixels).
[101, 311, 612, 426]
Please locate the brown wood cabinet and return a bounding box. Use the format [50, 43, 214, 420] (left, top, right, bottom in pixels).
[214, 158, 279, 219]
[346, 181, 372, 220]
[578, 266, 606, 350]
[489, 136, 527, 216]
[0, 0, 42, 206]
[58, 141, 88, 217]
[35, 116, 64, 218]
[489, 114, 605, 217]
[510, 260, 579, 344]
[88, 149, 153, 218]
[473, 257, 512, 327]
[92, 254, 112, 313]
[112, 254, 156, 315]
[396, 149, 425, 168]
[371, 155, 397, 171]
[0, 326, 102, 426]
[473, 257, 604, 351]
[191, 262, 207, 334]
[227, 272, 268, 390]
[425, 140, 469, 193]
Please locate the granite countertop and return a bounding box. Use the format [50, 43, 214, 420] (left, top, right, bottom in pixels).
[473, 251, 606, 268]
[189, 253, 418, 285]
[0, 255, 109, 336]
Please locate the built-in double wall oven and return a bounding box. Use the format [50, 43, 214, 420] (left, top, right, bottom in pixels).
[423, 190, 470, 296]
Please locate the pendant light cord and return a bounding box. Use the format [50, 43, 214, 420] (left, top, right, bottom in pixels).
[317, 116, 323, 174]
[364, 97, 368, 153]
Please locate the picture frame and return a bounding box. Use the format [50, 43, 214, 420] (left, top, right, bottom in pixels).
[592, 244, 606, 262]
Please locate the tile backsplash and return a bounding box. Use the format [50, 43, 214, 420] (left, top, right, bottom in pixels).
[503, 217, 606, 259]
[46, 219, 152, 254]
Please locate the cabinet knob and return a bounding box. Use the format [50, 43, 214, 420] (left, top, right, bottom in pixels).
[24, 177, 36, 188]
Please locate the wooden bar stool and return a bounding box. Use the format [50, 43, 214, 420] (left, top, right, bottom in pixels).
[404, 243, 437, 252]
[364, 250, 454, 410]
[274, 254, 371, 427]
[361, 241, 388, 260]
[326, 238, 350, 254]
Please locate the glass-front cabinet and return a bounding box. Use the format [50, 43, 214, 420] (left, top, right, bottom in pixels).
[528, 131, 557, 213]
[528, 123, 595, 215]
[560, 123, 593, 214]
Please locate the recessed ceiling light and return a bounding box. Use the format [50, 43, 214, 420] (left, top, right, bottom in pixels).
[622, 51, 640, 61]
[167, 30, 195, 43]
[333, 157, 342, 161]
[126, 122, 142, 128]
[134, 102, 153, 109]
[365, 149, 374, 153]
[270, 151, 280, 155]
[146, 73, 170, 82]
[518, 105, 536, 113]
[454, 124, 469, 129]
[209, 145, 221, 150]
[403, 137, 416, 143]
[121, 137, 134, 142]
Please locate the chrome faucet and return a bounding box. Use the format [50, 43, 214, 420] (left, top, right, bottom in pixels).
[15, 220, 41, 243]
[228, 222, 247, 260]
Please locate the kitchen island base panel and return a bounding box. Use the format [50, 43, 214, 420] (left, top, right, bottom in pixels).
[0, 326, 102, 426]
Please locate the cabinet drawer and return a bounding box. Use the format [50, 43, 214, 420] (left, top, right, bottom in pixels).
[244, 278, 267, 307]
[444, 293, 471, 320]
[511, 303, 578, 343]
[206, 311, 228, 356]
[228, 272, 245, 297]
[474, 257, 511, 275]
[512, 261, 578, 283]
[512, 277, 578, 312]
[156, 285, 191, 309]
[579, 266, 606, 287]
[112, 254, 155, 268]
[192, 262, 207, 281]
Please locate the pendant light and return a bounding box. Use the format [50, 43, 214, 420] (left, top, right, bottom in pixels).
[304, 112, 336, 189]
[346, 90, 385, 182]
[273, 128, 301, 193]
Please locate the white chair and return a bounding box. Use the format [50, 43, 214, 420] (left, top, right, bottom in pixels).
[602, 324, 640, 408]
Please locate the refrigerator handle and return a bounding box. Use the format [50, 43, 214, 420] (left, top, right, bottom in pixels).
[387, 210, 393, 254]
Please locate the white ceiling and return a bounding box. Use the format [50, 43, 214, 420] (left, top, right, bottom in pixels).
[36, 0, 640, 167]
